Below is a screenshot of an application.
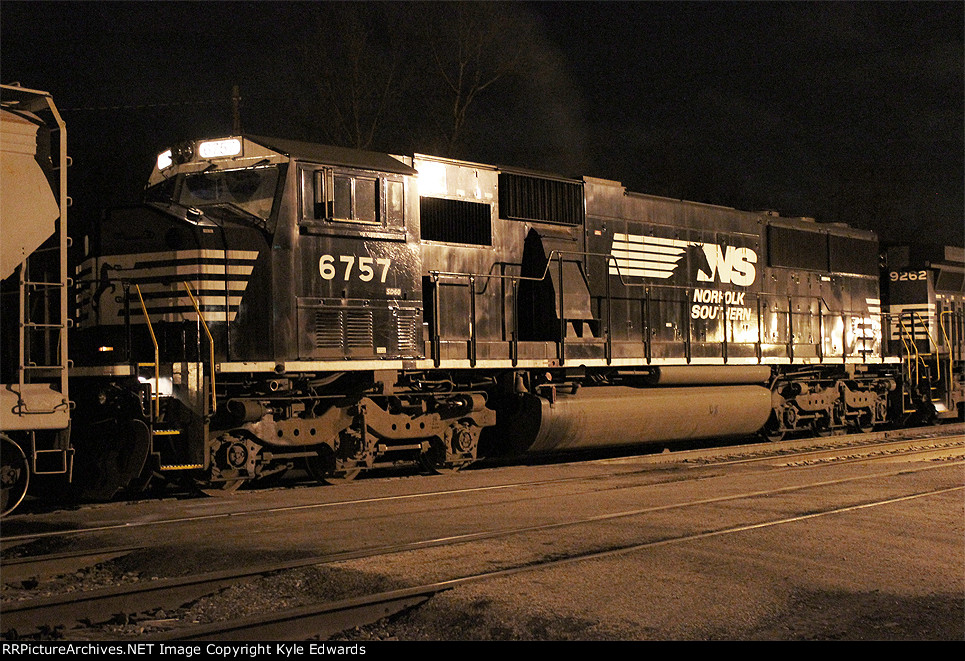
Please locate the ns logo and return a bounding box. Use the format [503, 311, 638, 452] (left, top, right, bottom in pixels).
[691, 243, 758, 287]
[609, 233, 758, 287]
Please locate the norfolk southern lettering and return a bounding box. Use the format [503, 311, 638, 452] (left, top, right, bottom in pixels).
[691, 288, 753, 321]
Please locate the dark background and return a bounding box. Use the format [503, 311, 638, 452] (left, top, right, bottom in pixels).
[2, 1, 962, 247]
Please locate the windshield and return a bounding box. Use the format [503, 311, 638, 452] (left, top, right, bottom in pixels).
[181, 166, 279, 220]
[146, 165, 280, 223]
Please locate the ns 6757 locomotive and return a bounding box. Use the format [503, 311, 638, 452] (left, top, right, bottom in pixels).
[62, 134, 964, 499]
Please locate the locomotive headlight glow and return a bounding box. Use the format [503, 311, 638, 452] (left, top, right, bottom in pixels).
[198, 138, 242, 159]
[157, 149, 173, 170]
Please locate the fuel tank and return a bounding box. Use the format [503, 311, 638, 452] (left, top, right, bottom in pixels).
[493, 385, 772, 454]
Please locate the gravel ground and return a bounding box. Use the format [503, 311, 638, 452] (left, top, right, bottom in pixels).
[3, 432, 962, 641]
[3, 541, 962, 641]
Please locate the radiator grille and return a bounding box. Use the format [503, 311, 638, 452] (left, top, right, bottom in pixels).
[498, 172, 583, 225]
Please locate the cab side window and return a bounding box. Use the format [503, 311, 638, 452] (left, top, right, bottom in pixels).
[300, 166, 404, 231]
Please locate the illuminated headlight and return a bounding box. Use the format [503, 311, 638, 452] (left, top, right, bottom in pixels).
[199, 138, 242, 159]
[157, 149, 173, 170]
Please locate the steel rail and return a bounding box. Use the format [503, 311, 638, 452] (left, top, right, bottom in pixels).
[2, 423, 962, 546]
[683, 436, 965, 469]
[0, 545, 142, 583]
[3, 458, 961, 636]
[143, 483, 964, 641]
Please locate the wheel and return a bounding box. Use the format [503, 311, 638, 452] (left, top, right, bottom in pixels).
[852, 412, 874, 435]
[196, 433, 256, 496]
[761, 412, 786, 442]
[69, 418, 150, 502]
[763, 428, 786, 443]
[420, 455, 465, 474]
[419, 442, 473, 474]
[812, 411, 835, 438]
[304, 446, 361, 485]
[421, 423, 479, 474]
[1, 434, 30, 516]
[304, 446, 335, 483]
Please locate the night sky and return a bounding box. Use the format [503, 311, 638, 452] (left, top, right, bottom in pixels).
[2, 1, 962, 248]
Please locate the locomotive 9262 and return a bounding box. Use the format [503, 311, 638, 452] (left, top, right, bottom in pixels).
[9, 129, 964, 509]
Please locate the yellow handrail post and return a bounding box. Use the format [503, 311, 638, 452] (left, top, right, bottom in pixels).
[133, 284, 160, 418]
[912, 311, 940, 382]
[182, 282, 217, 414]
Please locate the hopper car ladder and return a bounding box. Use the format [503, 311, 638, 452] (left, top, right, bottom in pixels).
[10, 253, 73, 477]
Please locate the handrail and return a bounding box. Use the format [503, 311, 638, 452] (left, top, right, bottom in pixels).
[896, 313, 925, 385]
[182, 282, 218, 414]
[133, 284, 160, 418]
[427, 247, 882, 368]
[939, 309, 955, 390]
[912, 311, 940, 382]
[893, 313, 921, 412]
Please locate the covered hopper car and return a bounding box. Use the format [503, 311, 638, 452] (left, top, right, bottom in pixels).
[1, 84, 72, 515]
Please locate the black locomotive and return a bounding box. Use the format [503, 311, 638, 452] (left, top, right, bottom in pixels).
[4, 124, 963, 512]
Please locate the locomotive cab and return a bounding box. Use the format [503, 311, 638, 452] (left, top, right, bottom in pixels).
[883, 244, 965, 421]
[70, 136, 438, 495]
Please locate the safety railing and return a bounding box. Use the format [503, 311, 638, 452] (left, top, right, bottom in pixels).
[133, 283, 160, 418]
[427, 249, 877, 368]
[182, 281, 218, 414]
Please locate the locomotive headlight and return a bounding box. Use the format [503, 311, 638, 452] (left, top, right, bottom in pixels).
[199, 137, 242, 159]
[157, 149, 173, 170]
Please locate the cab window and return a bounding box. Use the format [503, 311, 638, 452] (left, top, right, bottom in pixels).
[300, 167, 404, 231]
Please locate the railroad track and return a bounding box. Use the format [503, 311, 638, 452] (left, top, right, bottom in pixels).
[3, 444, 961, 640]
[692, 436, 965, 468]
[617, 422, 965, 466]
[132, 481, 965, 640]
[3, 424, 961, 548]
[0, 547, 143, 583]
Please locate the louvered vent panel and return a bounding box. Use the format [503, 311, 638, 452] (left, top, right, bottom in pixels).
[396, 310, 420, 355]
[345, 310, 374, 348]
[497, 172, 584, 225]
[314, 309, 343, 349]
[420, 196, 491, 245]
